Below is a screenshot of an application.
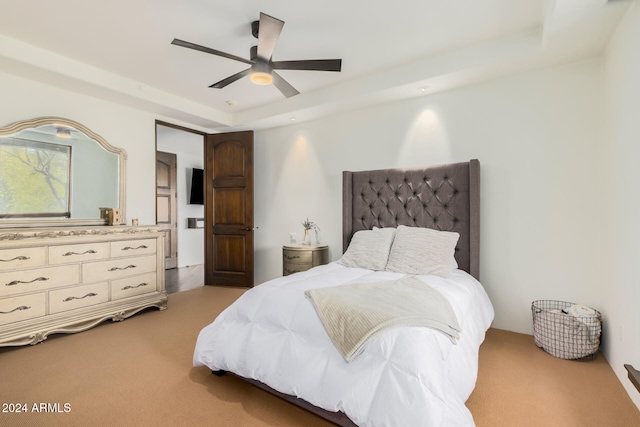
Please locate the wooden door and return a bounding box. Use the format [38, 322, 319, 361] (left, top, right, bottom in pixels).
[156, 151, 178, 269]
[204, 131, 254, 287]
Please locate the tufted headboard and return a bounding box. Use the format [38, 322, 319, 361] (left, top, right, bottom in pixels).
[342, 159, 480, 280]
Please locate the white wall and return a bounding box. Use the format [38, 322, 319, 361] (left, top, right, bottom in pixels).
[0, 71, 158, 225]
[0, 52, 610, 340]
[602, 2, 640, 409]
[156, 126, 205, 268]
[255, 59, 605, 336]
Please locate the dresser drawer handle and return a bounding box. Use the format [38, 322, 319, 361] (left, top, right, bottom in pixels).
[63, 293, 97, 302]
[63, 250, 97, 257]
[108, 265, 137, 272]
[285, 268, 302, 274]
[0, 256, 29, 262]
[122, 245, 148, 251]
[122, 282, 148, 291]
[0, 305, 30, 314]
[5, 277, 49, 287]
[284, 255, 300, 260]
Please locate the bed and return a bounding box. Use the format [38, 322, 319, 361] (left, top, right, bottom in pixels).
[193, 159, 494, 426]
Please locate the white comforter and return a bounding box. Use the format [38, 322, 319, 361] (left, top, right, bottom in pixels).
[193, 263, 494, 427]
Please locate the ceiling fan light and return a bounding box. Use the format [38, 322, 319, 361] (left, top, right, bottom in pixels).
[250, 71, 273, 85]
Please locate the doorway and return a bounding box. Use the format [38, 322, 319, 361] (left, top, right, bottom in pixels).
[156, 122, 206, 292]
[156, 122, 255, 290]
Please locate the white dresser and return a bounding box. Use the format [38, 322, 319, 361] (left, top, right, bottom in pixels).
[0, 226, 167, 347]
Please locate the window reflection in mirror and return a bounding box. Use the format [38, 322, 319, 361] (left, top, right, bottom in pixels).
[0, 120, 122, 221]
[0, 138, 71, 217]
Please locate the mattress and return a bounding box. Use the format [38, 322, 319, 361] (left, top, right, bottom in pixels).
[193, 263, 494, 427]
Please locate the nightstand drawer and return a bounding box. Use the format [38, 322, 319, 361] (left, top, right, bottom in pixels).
[49, 242, 110, 264]
[283, 263, 308, 276]
[283, 250, 313, 265]
[282, 245, 329, 276]
[0, 293, 46, 326]
[49, 282, 109, 314]
[0, 247, 46, 271]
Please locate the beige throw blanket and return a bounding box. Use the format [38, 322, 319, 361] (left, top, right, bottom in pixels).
[305, 276, 461, 362]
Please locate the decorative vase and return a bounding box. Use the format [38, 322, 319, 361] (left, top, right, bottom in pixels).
[302, 229, 311, 245]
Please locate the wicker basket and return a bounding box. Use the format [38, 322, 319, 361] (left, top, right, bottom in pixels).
[531, 300, 602, 361]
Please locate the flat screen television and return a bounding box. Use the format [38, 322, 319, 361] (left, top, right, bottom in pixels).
[189, 168, 204, 205]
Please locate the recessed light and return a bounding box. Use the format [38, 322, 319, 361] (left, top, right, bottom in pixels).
[290, 117, 297, 121]
[56, 127, 72, 138]
[225, 100, 237, 106]
[419, 86, 429, 93]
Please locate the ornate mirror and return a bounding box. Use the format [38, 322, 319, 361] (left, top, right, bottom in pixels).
[0, 117, 126, 228]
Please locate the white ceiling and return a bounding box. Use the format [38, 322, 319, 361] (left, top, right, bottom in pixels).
[0, 0, 631, 132]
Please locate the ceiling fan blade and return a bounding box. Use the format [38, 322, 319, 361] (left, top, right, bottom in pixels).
[256, 12, 284, 60]
[209, 68, 252, 88]
[272, 59, 342, 72]
[271, 71, 299, 98]
[171, 38, 253, 65]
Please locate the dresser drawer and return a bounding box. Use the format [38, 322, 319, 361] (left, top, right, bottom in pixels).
[111, 272, 157, 300]
[82, 255, 156, 283]
[49, 282, 109, 314]
[110, 239, 157, 258]
[0, 247, 46, 272]
[0, 293, 46, 326]
[283, 249, 313, 265]
[49, 242, 110, 265]
[0, 265, 80, 297]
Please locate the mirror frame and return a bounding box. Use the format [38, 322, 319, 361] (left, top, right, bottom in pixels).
[0, 116, 127, 228]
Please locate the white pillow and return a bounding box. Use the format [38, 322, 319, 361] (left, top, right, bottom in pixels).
[385, 225, 459, 278]
[337, 228, 396, 271]
[377, 227, 458, 269]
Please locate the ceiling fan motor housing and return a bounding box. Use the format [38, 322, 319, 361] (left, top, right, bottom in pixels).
[252, 58, 270, 75]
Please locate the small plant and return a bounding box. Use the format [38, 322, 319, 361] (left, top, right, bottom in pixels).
[302, 217, 320, 231]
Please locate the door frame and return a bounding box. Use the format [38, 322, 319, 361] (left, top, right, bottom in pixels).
[154, 120, 207, 268]
[155, 121, 254, 287]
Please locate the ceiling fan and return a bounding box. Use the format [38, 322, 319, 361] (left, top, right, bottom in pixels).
[171, 12, 342, 98]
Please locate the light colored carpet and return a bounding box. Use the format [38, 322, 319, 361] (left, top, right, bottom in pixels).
[0, 285, 638, 427]
[466, 328, 640, 427]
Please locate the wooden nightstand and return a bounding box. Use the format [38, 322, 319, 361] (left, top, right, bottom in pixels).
[282, 245, 329, 276]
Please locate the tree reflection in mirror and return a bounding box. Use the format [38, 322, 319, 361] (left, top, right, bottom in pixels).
[0, 139, 71, 218]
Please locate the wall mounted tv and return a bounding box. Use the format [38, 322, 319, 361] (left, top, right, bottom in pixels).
[189, 168, 204, 205]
